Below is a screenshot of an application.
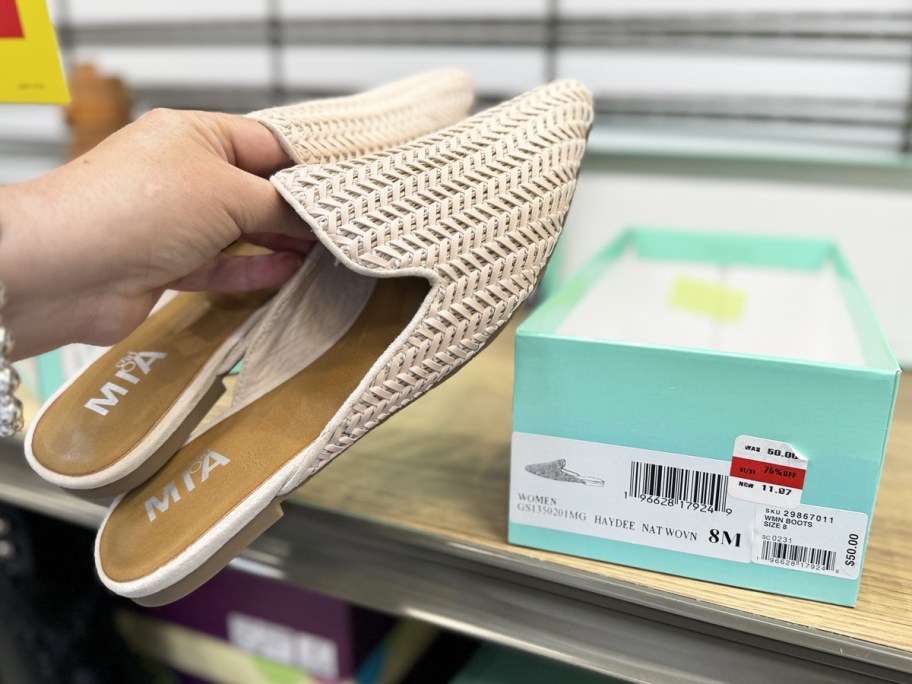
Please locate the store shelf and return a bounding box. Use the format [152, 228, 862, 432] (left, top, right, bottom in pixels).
[3, 326, 912, 683]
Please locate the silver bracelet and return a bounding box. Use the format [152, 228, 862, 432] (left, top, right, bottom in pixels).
[0, 283, 23, 437]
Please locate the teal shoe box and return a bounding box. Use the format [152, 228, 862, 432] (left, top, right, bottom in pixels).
[510, 228, 900, 606]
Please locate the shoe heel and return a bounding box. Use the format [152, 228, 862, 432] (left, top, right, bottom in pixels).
[131, 500, 285, 607]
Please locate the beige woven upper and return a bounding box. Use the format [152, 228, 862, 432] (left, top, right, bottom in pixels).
[272, 80, 594, 468]
[250, 69, 474, 164]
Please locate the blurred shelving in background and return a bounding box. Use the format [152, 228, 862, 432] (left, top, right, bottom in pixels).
[6, 0, 912, 177]
[4, 0, 912, 360]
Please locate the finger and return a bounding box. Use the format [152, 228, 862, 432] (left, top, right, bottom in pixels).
[200, 112, 316, 240]
[243, 231, 315, 254]
[226, 171, 315, 240]
[209, 113, 294, 177]
[167, 251, 304, 292]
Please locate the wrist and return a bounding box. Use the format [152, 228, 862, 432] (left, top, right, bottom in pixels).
[0, 180, 86, 359]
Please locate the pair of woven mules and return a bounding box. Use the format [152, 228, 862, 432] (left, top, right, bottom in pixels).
[25, 70, 593, 605]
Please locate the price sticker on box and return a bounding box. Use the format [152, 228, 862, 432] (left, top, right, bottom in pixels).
[728, 435, 807, 508]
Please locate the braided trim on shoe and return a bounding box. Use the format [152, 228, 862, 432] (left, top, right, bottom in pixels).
[249, 69, 474, 164]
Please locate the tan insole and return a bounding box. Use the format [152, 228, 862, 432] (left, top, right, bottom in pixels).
[31, 289, 274, 477]
[99, 277, 431, 583]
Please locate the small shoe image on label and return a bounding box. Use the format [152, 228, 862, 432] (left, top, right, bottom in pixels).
[525, 459, 605, 486]
[752, 504, 867, 579]
[728, 435, 807, 508]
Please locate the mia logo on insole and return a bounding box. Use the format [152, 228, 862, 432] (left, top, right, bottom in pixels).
[145, 449, 230, 522]
[83, 351, 167, 416]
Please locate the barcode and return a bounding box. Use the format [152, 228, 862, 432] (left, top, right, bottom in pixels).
[629, 461, 728, 513]
[760, 540, 836, 571]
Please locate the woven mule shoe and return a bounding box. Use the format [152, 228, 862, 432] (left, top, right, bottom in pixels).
[24, 69, 473, 498]
[95, 79, 593, 605]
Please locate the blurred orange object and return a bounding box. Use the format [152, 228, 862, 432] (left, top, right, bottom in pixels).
[65, 63, 132, 160]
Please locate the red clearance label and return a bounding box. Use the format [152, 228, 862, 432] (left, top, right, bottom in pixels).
[728, 435, 808, 508]
[730, 456, 807, 489]
[0, 0, 23, 39]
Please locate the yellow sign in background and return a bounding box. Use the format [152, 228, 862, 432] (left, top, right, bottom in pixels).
[0, 0, 69, 103]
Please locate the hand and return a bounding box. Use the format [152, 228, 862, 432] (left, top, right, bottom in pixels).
[0, 108, 313, 360]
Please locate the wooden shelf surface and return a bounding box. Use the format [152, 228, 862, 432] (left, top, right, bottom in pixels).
[8, 316, 912, 679]
[286, 324, 912, 656]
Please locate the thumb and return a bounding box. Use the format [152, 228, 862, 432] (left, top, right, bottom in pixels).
[204, 112, 316, 242]
[208, 112, 292, 177]
[227, 170, 316, 242]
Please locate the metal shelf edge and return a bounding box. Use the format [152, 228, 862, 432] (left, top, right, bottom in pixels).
[1, 438, 908, 682]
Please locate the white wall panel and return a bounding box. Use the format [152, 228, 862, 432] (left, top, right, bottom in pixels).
[593, 123, 904, 151]
[66, 0, 268, 24]
[282, 47, 546, 97]
[279, 0, 548, 19]
[71, 47, 271, 86]
[558, 50, 911, 101]
[0, 105, 66, 141]
[560, 0, 912, 15]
